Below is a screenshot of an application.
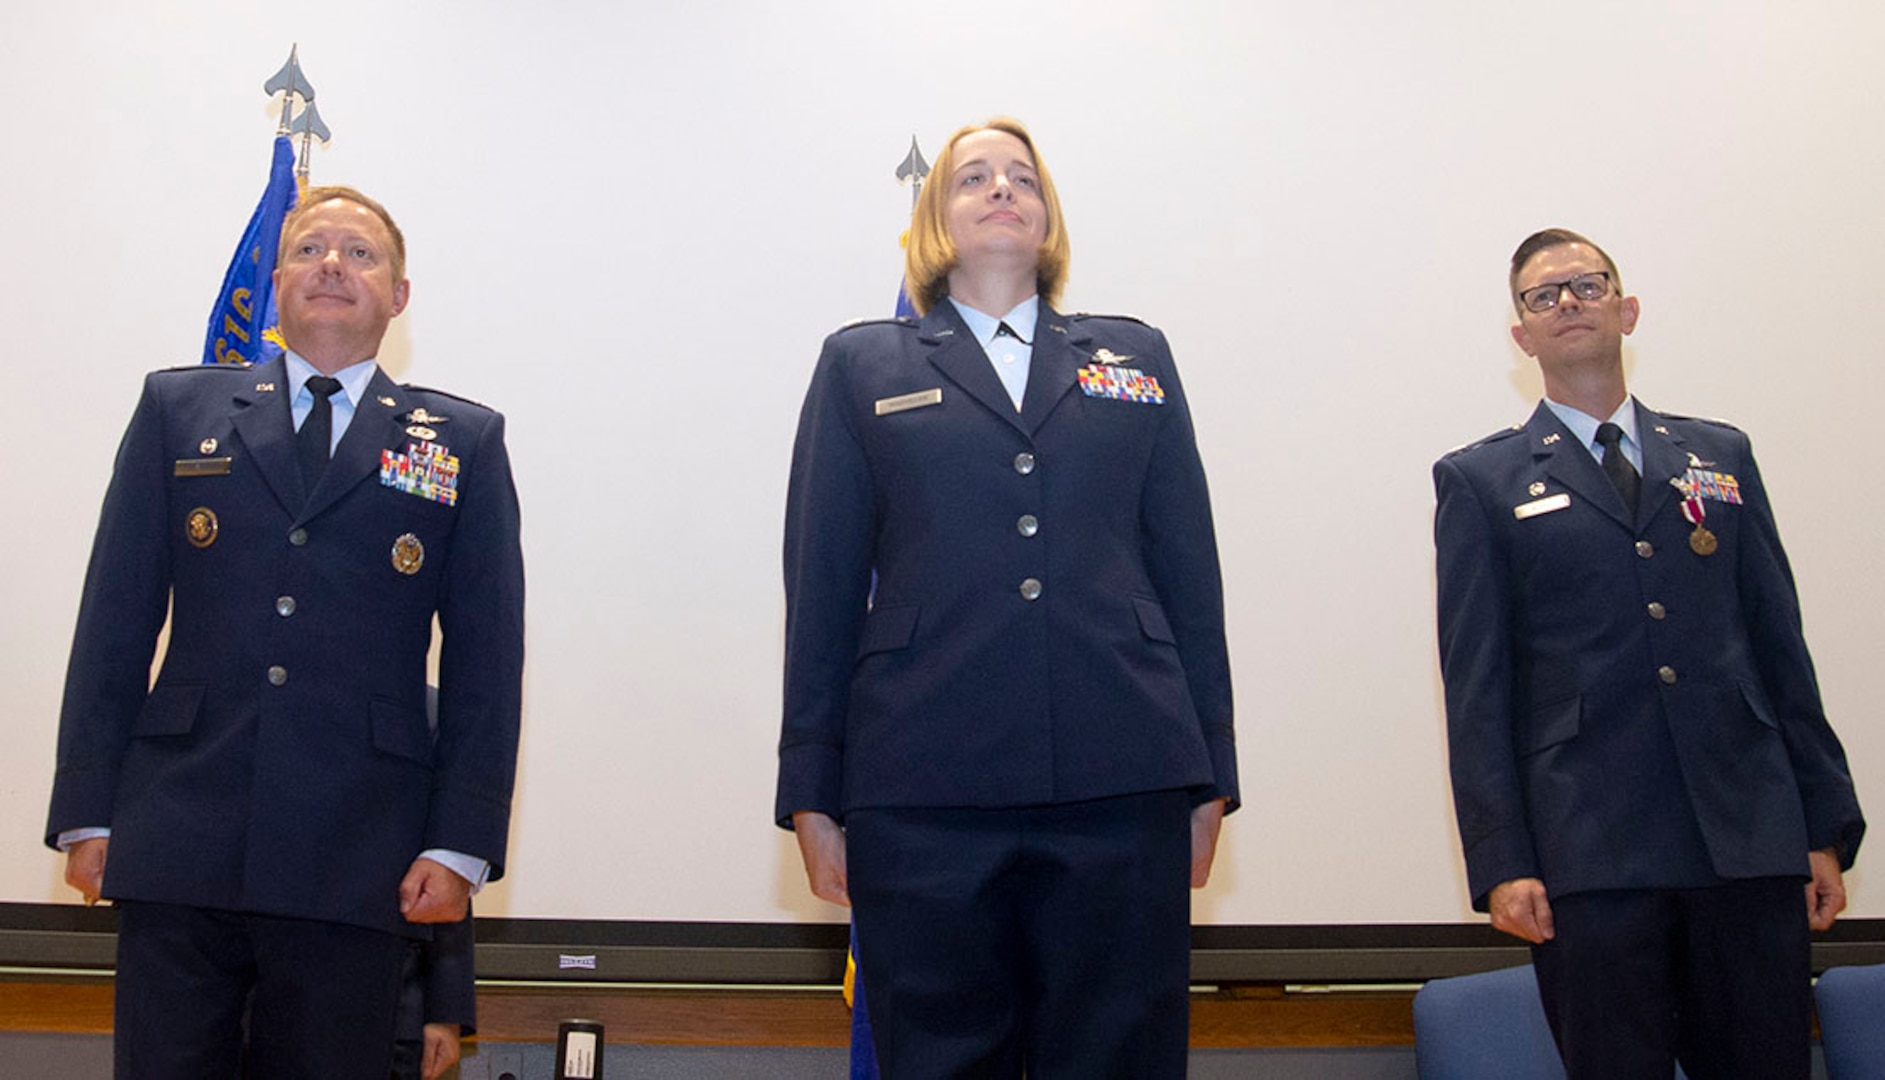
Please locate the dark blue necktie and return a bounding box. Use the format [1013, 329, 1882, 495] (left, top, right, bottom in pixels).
[1595, 421, 1640, 514]
[297, 376, 343, 496]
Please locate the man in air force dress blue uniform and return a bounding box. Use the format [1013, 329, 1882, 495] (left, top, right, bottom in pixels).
[46, 186, 524, 1078]
[1433, 229, 1861, 1079]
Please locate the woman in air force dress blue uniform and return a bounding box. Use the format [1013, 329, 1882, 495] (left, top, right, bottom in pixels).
[776, 118, 1238, 1079]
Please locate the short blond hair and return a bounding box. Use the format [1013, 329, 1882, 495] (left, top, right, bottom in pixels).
[278, 185, 407, 283]
[904, 118, 1070, 316]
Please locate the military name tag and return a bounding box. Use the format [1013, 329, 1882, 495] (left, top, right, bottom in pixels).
[875, 388, 943, 416]
[1513, 493, 1571, 520]
[174, 457, 233, 477]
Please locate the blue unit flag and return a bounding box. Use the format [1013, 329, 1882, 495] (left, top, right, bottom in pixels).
[203, 135, 298, 365]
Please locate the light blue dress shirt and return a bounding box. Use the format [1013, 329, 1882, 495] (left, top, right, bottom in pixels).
[1544, 395, 1644, 475]
[948, 295, 1039, 411]
[286, 350, 377, 449]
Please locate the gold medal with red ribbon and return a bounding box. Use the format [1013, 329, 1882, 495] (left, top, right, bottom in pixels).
[1680, 490, 1717, 555]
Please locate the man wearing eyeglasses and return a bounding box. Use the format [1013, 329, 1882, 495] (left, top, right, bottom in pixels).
[1432, 228, 1864, 1078]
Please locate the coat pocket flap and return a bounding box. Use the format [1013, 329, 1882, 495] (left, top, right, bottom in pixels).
[1132, 595, 1177, 645]
[856, 603, 920, 658]
[371, 698, 434, 765]
[132, 682, 205, 737]
[1738, 680, 1782, 731]
[1523, 695, 1581, 755]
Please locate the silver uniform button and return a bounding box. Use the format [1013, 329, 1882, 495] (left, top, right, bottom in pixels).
[1647, 602, 1666, 620]
[1019, 578, 1043, 601]
[1017, 514, 1039, 538]
[1635, 540, 1654, 558]
[275, 596, 297, 617]
[289, 528, 309, 547]
[267, 665, 288, 686]
[1658, 666, 1677, 685]
[1013, 452, 1036, 475]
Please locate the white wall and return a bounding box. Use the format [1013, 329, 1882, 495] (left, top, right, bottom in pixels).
[2, 0, 1879, 925]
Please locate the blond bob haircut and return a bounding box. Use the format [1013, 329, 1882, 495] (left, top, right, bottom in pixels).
[278, 185, 408, 284]
[904, 118, 1070, 316]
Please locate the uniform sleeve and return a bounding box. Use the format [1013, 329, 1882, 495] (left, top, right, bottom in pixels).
[421, 912, 478, 1033]
[775, 336, 877, 827]
[1731, 438, 1865, 866]
[1136, 330, 1240, 810]
[45, 375, 176, 845]
[429, 409, 525, 880]
[1433, 454, 1538, 909]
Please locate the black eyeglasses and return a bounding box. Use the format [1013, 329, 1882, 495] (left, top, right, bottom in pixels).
[1518, 271, 1612, 313]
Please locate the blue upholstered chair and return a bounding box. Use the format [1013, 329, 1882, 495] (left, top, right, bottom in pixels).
[1413, 964, 1703, 1079]
[1816, 964, 1885, 1079]
[1413, 964, 1564, 1079]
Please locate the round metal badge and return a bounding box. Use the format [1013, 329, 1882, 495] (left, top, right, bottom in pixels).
[185, 507, 219, 549]
[391, 533, 425, 575]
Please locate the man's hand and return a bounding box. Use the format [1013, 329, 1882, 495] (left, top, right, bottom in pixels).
[791, 811, 849, 907]
[63, 837, 108, 906]
[1488, 877, 1555, 944]
[400, 857, 472, 924]
[1807, 847, 1848, 932]
[1190, 798, 1228, 888]
[421, 1022, 462, 1080]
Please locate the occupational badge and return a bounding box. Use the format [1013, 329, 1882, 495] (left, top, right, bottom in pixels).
[1528, 481, 1546, 496]
[185, 507, 219, 549]
[391, 533, 425, 575]
[1091, 348, 1136, 365]
[406, 425, 438, 441]
[199, 438, 218, 455]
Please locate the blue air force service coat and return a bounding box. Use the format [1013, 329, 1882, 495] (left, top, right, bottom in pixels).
[45, 357, 525, 937]
[1433, 400, 1862, 910]
[776, 302, 1237, 825]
